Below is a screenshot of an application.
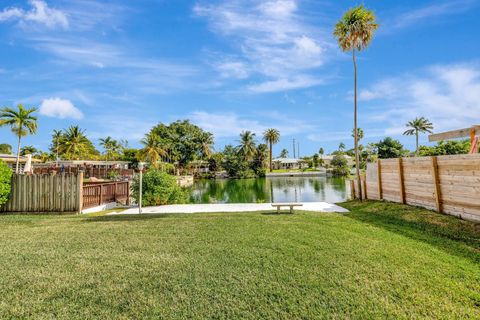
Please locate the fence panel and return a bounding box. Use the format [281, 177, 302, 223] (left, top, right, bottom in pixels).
[1, 173, 83, 213]
[353, 154, 480, 222]
[81, 182, 130, 210]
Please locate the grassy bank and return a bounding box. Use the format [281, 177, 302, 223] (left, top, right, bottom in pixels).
[0, 201, 478, 318]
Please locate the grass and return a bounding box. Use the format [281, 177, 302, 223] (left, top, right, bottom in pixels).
[0, 201, 479, 319]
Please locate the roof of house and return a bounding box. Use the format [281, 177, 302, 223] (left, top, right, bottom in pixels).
[273, 158, 308, 164]
[0, 154, 41, 163]
[42, 160, 131, 166]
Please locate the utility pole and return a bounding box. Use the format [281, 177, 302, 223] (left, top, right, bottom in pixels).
[293, 138, 296, 158]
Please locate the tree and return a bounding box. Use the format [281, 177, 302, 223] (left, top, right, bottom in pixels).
[131, 169, 186, 206]
[403, 117, 434, 155]
[0, 160, 12, 206]
[20, 145, 38, 156]
[319, 147, 324, 155]
[419, 139, 470, 156]
[331, 154, 350, 176]
[197, 132, 214, 159]
[338, 142, 346, 152]
[51, 129, 63, 163]
[140, 132, 167, 168]
[263, 128, 280, 172]
[312, 153, 319, 168]
[59, 126, 98, 160]
[0, 143, 12, 154]
[237, 131, 257, 161]
[374, 137, 407, 159]
[279, 148, 289, 158]
[0, 104, 38, 173]
[334, 5, 378, 200]
[252, 143, 268, 176]
[352, 128, 364, 143]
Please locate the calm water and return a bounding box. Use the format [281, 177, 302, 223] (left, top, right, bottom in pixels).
[188, 176, 350, 204]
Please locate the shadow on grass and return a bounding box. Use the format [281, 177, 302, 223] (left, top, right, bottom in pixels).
[82, 213, 182, 222]
[341, 200, 480, 264]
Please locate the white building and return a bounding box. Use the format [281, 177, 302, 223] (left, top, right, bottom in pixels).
[272, 158, 309, 170]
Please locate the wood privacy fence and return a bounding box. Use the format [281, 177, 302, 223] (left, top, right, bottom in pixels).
[0, 173, 83, 213]
[1, 173, 131, 214]
[352, 154, 480, 222]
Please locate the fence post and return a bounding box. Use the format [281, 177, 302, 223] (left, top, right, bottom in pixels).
[398, 158, 405, 204]
[431, 156, 442, 212]
[78, 172, 84, 214]
[350, 180, 355, 199]
[377, 160, 383, 200]
[362, 177, 367, 200]
[99, 185, 103, 206]
[114, 182, 117, 203]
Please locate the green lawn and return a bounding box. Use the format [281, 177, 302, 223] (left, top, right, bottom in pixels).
[0, 201, 479, 319]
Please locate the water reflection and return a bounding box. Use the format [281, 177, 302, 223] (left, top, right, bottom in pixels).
[188, 177, 349, 204]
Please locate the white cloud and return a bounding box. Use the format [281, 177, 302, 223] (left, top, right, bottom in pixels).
[247, 75, 324, 93]
[359, 63, 480, 134]
[0, 0, 69, 29]
[39, 98, 83, 119]
[216, 61, 249, 79]
[391, 0, 477, 30]
[194, 0, 329, 92]
[189, 111, 317, 138]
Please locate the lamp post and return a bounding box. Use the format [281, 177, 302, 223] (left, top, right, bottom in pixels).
[138, 162, 145, 214]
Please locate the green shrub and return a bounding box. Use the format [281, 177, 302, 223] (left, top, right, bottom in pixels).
[132, 169, 186, 206]
[331, 154, 350, 176]
[0, 160, 13, 206]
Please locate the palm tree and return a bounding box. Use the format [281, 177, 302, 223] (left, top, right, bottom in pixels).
[403, 117, 433, 155]
[60, 126, 91, 160]
[20, 145, 38, 156]
[237, 131, 257, 161]
[0, 104, 38, 173]
[51, 129, 63, 165]
[140, 132, 167, 168]
[279, 148, 289, 158]
[338, 142, 346, 152]
[198, 132, 214, 159]
[334, 5, 378, 200]
[263, 128, 280, 172]
[318, 147, 325, 167]
[99, 136, 118, 177]
[352, 128, 364, 143]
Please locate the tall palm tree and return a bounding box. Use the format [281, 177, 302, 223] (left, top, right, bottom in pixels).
[334, 5, 378, 200]
[140, 132, 167, 168]
[0, 104, 38, 173]
[263, 128, 280, 172]
[338, 142, 346, 152]
[20, 145, 38, 156]
[237, 131, 257, 161]
[403, 117, 433, 155]
[61, 126, 91, 160]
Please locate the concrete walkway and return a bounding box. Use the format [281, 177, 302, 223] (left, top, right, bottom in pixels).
[109, 202, 348, 215]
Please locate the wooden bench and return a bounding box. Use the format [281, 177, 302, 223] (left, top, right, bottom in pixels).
[271, 203, 303, 214]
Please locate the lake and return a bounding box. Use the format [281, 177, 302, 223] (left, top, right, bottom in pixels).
[188, 176, 351, 204]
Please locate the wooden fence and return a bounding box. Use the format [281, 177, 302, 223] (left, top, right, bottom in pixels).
[82, 181, 130, 209]
[0, 173, 83, 213]
[352, 154, 480, 222]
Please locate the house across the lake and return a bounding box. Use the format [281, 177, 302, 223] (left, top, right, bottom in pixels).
[272, 158, 309, 170]
[0, 154, 41, 173]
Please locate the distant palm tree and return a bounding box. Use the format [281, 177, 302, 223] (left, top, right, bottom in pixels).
[20, 145, 38, 156]
[198, 132, 214, 159]
[319, 147, 324, 155]
[51, 129, 63, 164]
[338, 142, 346, 152]
[263, 128, 280, 172]
[0, 104, 38, 173]
[140, 132, 167, 168]
[352, 128, 364, 143]
[318, 147, 325, 167]
[334, 5, 378, 200]
[279, 148, 289, 158]
[237, 131, 256, 161]
[61, 126, 91, 160]
[403, 117, 434, 154]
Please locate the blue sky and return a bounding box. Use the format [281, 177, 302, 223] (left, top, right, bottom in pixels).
[0, 0, 479, 156]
